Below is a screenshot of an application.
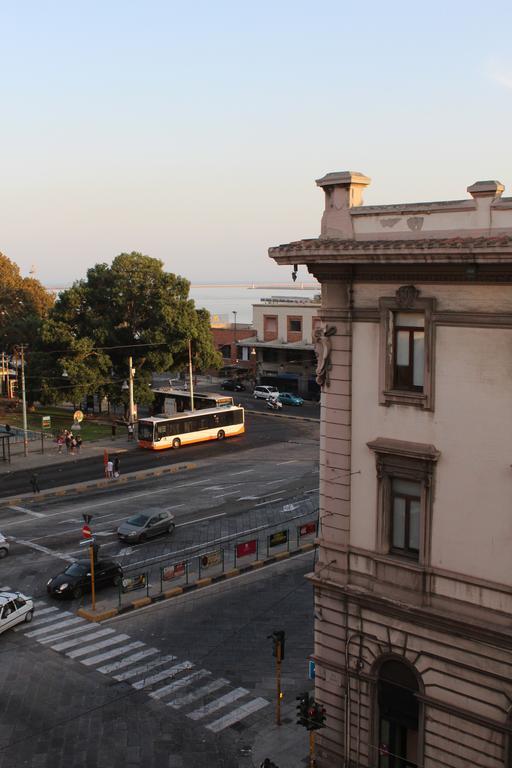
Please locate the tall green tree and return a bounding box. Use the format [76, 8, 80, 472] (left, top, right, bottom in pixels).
[0, 252, 54, 350]
[37, 252, 221, 408]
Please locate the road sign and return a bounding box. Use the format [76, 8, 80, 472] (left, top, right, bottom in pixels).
[236, 539, 257, 559]
[41, 416, 51, 429]
[82, 524, 92, 539]
[73, 410, 84, 423]
[309, 660, 316, 680]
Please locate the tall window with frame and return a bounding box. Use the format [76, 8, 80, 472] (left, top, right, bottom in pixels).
[393, 313, 424, 392]
[391, 479, 421, 558]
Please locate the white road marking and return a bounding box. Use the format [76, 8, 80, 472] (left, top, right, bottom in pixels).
[66, 634, 131, 659]
[254, 498, 284, 507]
[231, 470, 255, 475]
[113, 654, 177, 682]
[38, 622, 102, 644]
[212, 492, 239, 499]
[51, 628, 115, 652]
[25, 617, 84, 637]
[176, 513, 225, 528]
[187, 687, 249, 720]
[97, 647, 159, 674]
[15, 610, 73, 630]
[31, 606, 59, 617]
[81, 641, 144, 667]
[174, 479, 214, 488]
[12, 539, 73, 561]
[237, 496, 260, 501]
[149, 669, 211, 700]
[131, 661, 193, 690]
[276, 460, 298, 465]
[264, 479, 286, 485]
[8, 506, 46, 519]
[167, 678, 229, 709]
[206, 697, 269, 732]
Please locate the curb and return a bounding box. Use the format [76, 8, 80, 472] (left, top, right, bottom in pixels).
[76, 542, 317, 622]
[244, 407, 319, 424]
[0, 462, 198, 507]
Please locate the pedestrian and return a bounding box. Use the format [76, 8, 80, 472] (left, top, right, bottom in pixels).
[107, 459, 113, 479]
[65, 432, 71, 453]
[127, 423, 134, 441]
[70, 436, 77, 455]
[57, 434, 64, 454]
[4, 424, 10, 434]
[30, 473, 40, 493]
[111, 423, 117, 440]
[113, 456, 120, 478]
[76, 435, 82, 453]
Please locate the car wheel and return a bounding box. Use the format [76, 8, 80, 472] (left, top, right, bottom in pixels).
[217, 430, 225, 441]
[73, 586, 83, 600]
[24, 610, 33, 624]
[168, 523, 175, 534]
[172, 438, 181, 449]
[0, 548, 8, 559]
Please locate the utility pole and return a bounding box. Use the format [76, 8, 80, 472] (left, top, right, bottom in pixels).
[128, 356, 135, 426]
[188, 339, 194, 411]
[268, 630, 285, 726]
[17, 345, 28, 457]
[232, 310, 238, 364]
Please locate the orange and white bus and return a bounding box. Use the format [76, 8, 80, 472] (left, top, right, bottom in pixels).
[137, 405, 245, 450]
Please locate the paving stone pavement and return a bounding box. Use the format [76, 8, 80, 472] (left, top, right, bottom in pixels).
[0, 553, 314, 767]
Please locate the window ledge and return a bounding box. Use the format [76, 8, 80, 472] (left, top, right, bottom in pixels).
[381, 389, 429, 410]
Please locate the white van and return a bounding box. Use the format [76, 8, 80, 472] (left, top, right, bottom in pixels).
[253, 385, 280, 400]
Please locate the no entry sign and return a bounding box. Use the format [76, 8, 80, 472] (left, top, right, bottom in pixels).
[82, 524, 92, 539]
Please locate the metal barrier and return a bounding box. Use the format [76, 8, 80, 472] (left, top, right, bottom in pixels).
[116, 494, 318, 610]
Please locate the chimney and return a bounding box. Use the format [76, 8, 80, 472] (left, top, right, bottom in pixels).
[467, 180, 505, 229]
[316, 171, 371, 239]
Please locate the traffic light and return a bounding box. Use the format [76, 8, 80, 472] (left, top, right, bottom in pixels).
[296, 692, 310, 727]
[268, 630, 285, 661]
[308, 701, 327, 731]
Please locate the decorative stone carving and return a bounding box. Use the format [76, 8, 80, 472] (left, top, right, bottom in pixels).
[407, 216, 424, 231]
[314, 325, 337, 387]
[380, 217, 401, 228]
[395, 285, 420, 308]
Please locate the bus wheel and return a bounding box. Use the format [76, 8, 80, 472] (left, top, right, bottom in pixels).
[217, 430, 225, 441]
[172, 438, 181, 449]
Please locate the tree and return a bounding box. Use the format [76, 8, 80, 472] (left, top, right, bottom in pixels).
[38, 252, 221, 408]
[0, 253, 54, 350]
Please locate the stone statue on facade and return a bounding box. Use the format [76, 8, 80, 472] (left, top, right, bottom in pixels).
[314, 325, 337, 387]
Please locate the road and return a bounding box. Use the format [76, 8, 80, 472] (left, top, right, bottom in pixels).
[0, 403, 318, 499]
[0, 411, 318, 767]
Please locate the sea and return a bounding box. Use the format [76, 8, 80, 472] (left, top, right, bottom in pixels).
[189, 283, 320, 325]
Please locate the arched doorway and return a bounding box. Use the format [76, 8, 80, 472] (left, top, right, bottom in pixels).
[377, 659, 421, 768]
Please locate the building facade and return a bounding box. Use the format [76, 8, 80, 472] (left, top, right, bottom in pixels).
[238, 296, 320, 397]
[270, 171, 512, 767]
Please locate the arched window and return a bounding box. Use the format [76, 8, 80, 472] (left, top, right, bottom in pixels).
[377, 659, 420, 768]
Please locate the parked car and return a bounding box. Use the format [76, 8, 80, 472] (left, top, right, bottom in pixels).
[47, 560, 123, 599]
[117, 510, 176, 545]
[0, 591, 33, 634]
[278, 392, 304, 406]
[0, 533, 9, 558]
[221, 380, 246, 391]
[253, 385, 280, 400]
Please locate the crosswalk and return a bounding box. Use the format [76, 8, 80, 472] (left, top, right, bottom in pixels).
[10, 594, 269, 733]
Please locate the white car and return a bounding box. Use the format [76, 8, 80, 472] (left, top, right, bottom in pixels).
[0, 534, 9, 559]
[0, 592, 34, 634]
[253, 385, 280, 400]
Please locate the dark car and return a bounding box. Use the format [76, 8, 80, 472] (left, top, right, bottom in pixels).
[47, 560, 123, 600]
[221, 380, 246, 391]
[117, 510, 176, 545]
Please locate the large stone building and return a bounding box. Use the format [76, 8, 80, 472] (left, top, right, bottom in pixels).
[269, 171, 512, 767]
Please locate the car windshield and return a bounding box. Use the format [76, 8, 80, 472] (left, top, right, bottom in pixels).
[127, 514, 149, 527]
[64, 563, 87, 577]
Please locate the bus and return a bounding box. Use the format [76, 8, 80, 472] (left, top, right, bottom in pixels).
[151, 387, 234, 415]
[138, 405, 245, 450]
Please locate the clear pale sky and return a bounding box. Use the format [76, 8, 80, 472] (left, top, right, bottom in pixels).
[1, 1, 511, 286]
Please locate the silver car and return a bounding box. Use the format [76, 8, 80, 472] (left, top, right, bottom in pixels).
[0, 534, 9, 559]
[117, 510, 176, 544]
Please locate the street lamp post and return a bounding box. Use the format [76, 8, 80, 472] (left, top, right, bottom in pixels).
[232, 311, 238, 364]
[122, 357, 136, 425]
[14, 345, 28, 457]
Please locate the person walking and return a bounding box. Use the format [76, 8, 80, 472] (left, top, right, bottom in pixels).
[127, 423, 134, 441]
[65, 431, 71, 453]
[70, 436, 77, 455]
[111, 423, 117, 440]
[30, 473, 40, 493]
[106, 459, 113, 479]
[57, 434, 64, 454]
[76, 435, 82, 453]
[113, 455, 120, 478]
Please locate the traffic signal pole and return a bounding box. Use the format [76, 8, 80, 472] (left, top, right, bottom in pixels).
[309, 730, 316, 768]
[89, 541, 96, 611]
[276, 642, 282, 726]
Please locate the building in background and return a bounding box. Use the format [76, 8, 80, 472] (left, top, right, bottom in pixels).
[270, 170, 512, 768]
[209, 318, 256, 378]
[237, 296, 320, 398]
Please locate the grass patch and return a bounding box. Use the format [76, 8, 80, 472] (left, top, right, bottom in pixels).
[1, 406, 116, 441]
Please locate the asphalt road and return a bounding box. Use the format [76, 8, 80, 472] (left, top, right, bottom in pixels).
[0, 407, 317, 498]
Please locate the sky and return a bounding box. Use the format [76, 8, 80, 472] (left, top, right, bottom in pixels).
[1, 0, 512, 287]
